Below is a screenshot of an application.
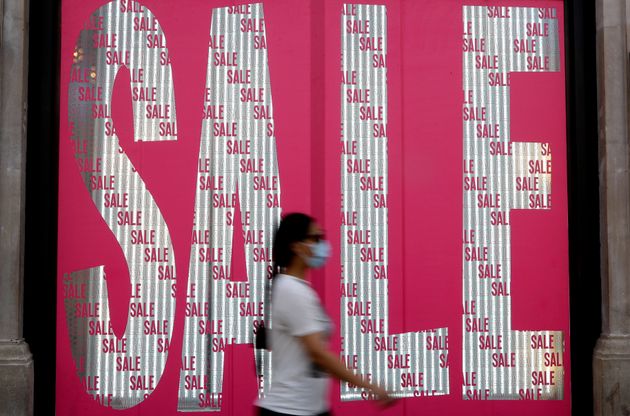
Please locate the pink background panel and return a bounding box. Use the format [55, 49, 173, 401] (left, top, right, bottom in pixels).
[57, 0, 570, 415]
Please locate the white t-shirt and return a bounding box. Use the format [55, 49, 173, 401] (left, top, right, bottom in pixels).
[257, 274, 332, 415]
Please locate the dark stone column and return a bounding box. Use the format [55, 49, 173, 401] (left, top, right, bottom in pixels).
[0, 0, 34, 414]
[593, 0, 630, 414]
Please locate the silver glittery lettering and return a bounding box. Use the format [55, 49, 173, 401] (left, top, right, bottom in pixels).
[64, 0, 178, 409]
[462, 6, 564, 400]
[178, 3, 279, 411]
[340, 4, 449, 401]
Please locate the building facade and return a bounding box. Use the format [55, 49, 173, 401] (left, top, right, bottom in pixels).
[0, 0, 627, 414]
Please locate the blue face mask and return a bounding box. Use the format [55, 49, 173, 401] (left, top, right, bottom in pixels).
[303, 240, 331, 268]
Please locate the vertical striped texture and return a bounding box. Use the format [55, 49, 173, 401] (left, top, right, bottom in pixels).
[341, 4, 448, 401]
[65, 0, 177, 409]
[178, 3, 279, 411]
[462, 6, 564, 400]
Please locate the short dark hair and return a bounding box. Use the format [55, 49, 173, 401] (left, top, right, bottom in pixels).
[272, 212, 314, 270]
